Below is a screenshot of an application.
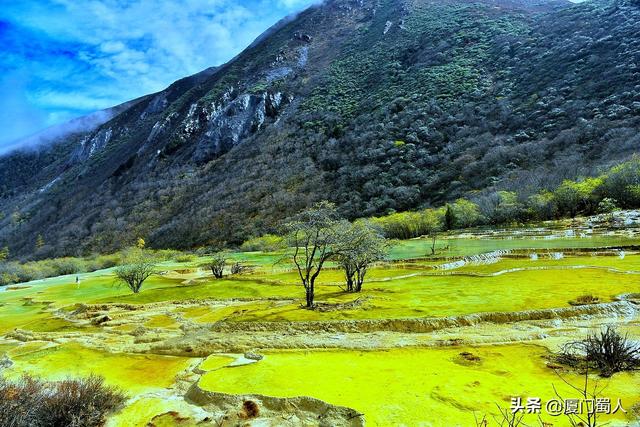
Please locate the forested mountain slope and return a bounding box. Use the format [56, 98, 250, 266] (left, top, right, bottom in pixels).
[1, 0, 640, 258]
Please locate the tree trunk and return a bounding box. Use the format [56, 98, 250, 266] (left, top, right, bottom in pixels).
[430, 235, 436, 255]
[305, 287, 314, 307]
[346, 276, 354, 292]
[355, 266, 368, 292]
[354, 272, 363, 292]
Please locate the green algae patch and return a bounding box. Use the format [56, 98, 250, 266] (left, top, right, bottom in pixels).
[0, 300, 97, 334]
[177, 304, 249, 323]
[6, 343, 193, 394]
[179, 305, 215, 320]
[145, 314, 180, 329]
[106, 397, 199, 427]
[111, 323, 137, 333]
[453, 253, 640, 275]
[0, 273, 183, 309]
[265, 267, 419, 285]
[198, 345, 640, 426]
[35, 274, 184, 305]
[0, 342, 19, 356]
[178, 266, 638, 322]
[103, 278, 298, 305]
[0, 272, 184, 336]
[3, 254, 638, 327]
[0, 341, 52, 359]
[389, 235, 640, 260]
[617, 320, 640, 343]
[199, 354, 235, 371]
[0, 303, 59, 334]
[25, 316, 95, 333]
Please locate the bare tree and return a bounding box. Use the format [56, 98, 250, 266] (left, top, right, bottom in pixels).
[474, 350, 619, 427]
[473, 403, 537, 426]
[338, 221, 388, 292]
[114, 248, 156, 294]
[230, 261, 248, 275]
[474, 373, 602, 427]
[551, 368, 606, 427]
[422, 209, 443, 255]
[203, 252, 227, 279]
[283, 201, 347, 308]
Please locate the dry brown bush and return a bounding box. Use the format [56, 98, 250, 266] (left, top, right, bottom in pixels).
[0, 374, 126, 427]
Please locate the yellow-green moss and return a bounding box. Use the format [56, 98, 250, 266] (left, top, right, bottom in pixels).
[5, 343, 193, 394]
[199, 345, 640, 426]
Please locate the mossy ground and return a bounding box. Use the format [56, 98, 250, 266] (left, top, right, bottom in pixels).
[4, 343, 193, 394]
[1, 228, 639, 425]
[199, 345, 640, 426]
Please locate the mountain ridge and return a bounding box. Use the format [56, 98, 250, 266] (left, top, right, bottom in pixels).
[1, 0, 640, 258]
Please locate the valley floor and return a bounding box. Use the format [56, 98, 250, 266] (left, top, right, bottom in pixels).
[1, 212, 640, 426]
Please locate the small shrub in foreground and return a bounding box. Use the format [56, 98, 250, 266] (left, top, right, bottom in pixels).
[0, 374, 126, 427]
[558, 327, 640, 377]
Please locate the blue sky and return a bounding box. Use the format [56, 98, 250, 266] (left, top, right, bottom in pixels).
[0, 0, 318, 150]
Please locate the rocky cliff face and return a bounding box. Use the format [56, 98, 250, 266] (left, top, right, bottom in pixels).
[1, 0, 640, 258]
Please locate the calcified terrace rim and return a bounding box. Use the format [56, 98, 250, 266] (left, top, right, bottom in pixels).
[59, 296, 638, 334]
[200, 299, 639, 333]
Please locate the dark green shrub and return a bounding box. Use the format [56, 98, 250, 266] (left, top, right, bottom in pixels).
[240, 234, 286, 252]
[48, 257, 86, 276]
[597, 156, 640, 208]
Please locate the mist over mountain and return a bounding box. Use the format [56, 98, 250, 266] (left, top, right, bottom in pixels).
[0, 101, 142, 156]
[1, 0, 640, 258]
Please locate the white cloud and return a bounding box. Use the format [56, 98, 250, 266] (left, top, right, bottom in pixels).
[0, 0, 320, 147]
[30, 90, 121, 111]
[99, 41, 126, 54]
